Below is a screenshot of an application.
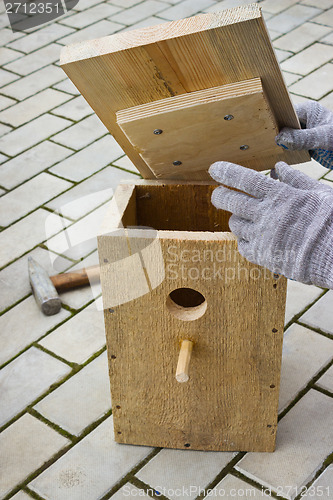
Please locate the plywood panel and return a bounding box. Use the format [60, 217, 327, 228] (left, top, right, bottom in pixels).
[60, 4, 309, 180]
[117, 78, 281, 177]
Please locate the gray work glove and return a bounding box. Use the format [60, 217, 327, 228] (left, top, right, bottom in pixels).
[209, 161, 333, 289]
[275, 100, 333, 169]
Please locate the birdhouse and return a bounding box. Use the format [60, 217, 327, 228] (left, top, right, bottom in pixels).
[60, 4, 309, 451]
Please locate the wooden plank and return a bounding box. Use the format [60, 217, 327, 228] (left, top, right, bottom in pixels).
[98, 181, 287, 451]
[117, 78, 282, 177]
[60, 4, 309, 180]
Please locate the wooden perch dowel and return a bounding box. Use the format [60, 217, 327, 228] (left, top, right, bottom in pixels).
[176, 340, 194, 383]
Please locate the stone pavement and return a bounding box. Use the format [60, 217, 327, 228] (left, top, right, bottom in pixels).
[0, 0, 333, 498]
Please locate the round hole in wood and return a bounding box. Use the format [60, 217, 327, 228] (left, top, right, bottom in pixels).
[184, 443, 191, 448]
[166, 288, 207, 321]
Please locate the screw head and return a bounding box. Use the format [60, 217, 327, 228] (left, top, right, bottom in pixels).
[224, 114, 234, 121]
[173, 160, 182, 166]
[240, 144, 249, 150]
[153, 129, 163, 135]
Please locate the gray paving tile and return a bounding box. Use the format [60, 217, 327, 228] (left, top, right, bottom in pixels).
[0, 414, 69, 499]
[0, 294, 70, 365]
[0, 94, 16, 111]
[60, 3, 120, 29]
[0, 64, 65, 100]
[0, 68, 20, 87]
[317, 365, 333, 393]
[137, 448, 234, 500]
[274, 22, 332, 53]
[52, 114, 106, 150]
[0, 246, 70, 314]
[111, 0, 168, 25]
[285, 280, 322, 325]
[39, 303, 105, 364]
[0, 347, 71, 426]
[312, 7, 333, 27]
[203, 474, 264, 499]
[11, 491, 34, 500]
[0, 209, 69, 268]
[236, 390, 333, 499]
[266, 4, 322, 34]
[159, 0, 213, 20]
[111, 485, 150, 498]
[49, 135, 124, 181]
[288, 63, 333, 100]
[299, 290, 333, 335]
[281, 43, 333, 76]
[29, 416, 153, 500]
[52, 95, 93, 121]
[302, 467, 333, 498]
[46, 166, 138, 220]
[57, 19, 124, 45]
[0, 88, 71, 127]
[0, 140, 72, 189]
[260, 0, 299, 15]
[7, 23, 74, 53]
[4, 44, 61, 75]
[53, 77, 80, 95]
[0, 114, 71, 156]
[0, 172, 72, 226]
[112, 155, 140, 174]
[34, 351, 111, 435]
[0, 47, 24, 65]
[279, 323, 333, 412]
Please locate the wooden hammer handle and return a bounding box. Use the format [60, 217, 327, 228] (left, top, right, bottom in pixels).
[50, 265, 100, 292]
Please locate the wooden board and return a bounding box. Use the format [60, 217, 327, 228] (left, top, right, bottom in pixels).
[117, 78, 281, 178]
[98, 180, 287, 451]
[60, 4, 309, 180]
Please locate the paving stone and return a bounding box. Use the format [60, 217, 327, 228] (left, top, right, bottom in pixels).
[0, 140, 72, 189]
[0, 94, 16, 111]
[317, 365, 333, 393]
[320, 91, 333, 111]
[0, 246, 70, 315]
[137, 448, 234, 500]
[285, 279, 322, 325]
[203, 474, 264, 499]
[53, 77, 80, 95]
[0, 68, 20, 87]
[0, 209, 69, 268]
[0, 47, 23, 65]
[29, 416, 152, 500]
[0, 347, 71, 426]
[323, 164, 333, 180]
[52, 95, 93, 121]
[290, 93, 311, 106]
[52, 114, 106, 150]
[46, 166, 138, 220]
[11, 491, 35, 500]
[0, 27, 23, 46]
[60, 3, 120, 29]
[7, 23, 74, 53]
[122, 15, 167, 31]
[75, 0, 107, 10]
[108, 0, 146, 6]
[0, 122, 12, 136]
[0, 172, 72, 226]
[112, 155, 140, 174]
[279, 323, 333, 412]
[4, 43, 61, 75]
[57, 19, 124, 45]
[112, 485, 150, 498]
[46, 201, 110, 260]
[302, 0, 333, 8]
[299, 290, 333, 335]
[293, 158, 328, 179]
[39, 303, 105, 364]
[283, 71, 301, 87]
[288, 63, 333, 100]
[34, 351, 111, 435]
[281, 43, 333, 76]
[260, 0, 299, 15]
[0, 114, 71, 156]
[49, 135, 124, 181]
[58, 251, 101, 309]
[159, 0, 213, 20]
[275, 48, 292, 63]
[236, 390, 333, 500]
[205, 0, 255, 13]
[266, 5, 322, 34]
[0, 414, 69, 499]
[302, 467, 333, 498]
[112, 0, 168, 25]
[274, 22, 332, 53]
[0, 88, 71, 127]
[322, 31, 333, 45]
[312, 7, 333, 27]
[0, 64, 65, 100]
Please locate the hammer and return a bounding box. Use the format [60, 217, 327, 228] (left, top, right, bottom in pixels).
[28, 256, 100, 316]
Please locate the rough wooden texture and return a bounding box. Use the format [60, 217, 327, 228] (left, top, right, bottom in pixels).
[117, 78, 281, 177]
[98, 181, 287, 451]
[60, 4, 309, 181]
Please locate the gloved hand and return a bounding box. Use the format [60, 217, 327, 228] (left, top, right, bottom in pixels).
[209, 161, 333, 289]
[275, 100, 333, 169]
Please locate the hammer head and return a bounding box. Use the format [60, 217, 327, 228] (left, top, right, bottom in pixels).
[28, 257, 62, 316]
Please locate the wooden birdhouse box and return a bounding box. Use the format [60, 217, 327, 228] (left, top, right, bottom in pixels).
[60, 4, 309, 452]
